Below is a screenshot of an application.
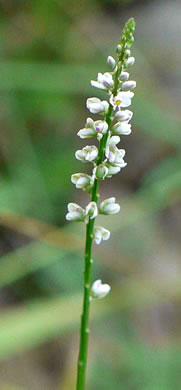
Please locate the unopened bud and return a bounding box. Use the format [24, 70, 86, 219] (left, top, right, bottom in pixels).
[125, 57, 135, 67]
[120, 71, 129, 81]
[122, 80, 136, 91]
[107, 55, 116, 69]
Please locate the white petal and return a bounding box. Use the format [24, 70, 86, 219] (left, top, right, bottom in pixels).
[91, 279, 111, 299]
[94, 231, 102, 245]
[86, 118, 95, 129]
[109, 136, 120, 145]
[68, 203, 80, 212]
[107, 165, 121, 176]
[75, 150, 85, 161]
[77, 128, 96, 138]
[101, 228, 110, 240]
[91, 80, 106, 90]
[105, 204, 120, 214]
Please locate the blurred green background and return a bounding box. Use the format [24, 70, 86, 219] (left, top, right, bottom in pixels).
[0, 0, 181, 389]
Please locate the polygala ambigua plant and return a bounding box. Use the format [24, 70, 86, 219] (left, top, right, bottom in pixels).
[66, 17, 136, 390]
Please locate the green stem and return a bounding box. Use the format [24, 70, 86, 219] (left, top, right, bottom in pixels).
[76, 62, 123, 390]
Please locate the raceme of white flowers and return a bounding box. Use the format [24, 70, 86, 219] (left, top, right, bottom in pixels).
[66, 18, 136, 300]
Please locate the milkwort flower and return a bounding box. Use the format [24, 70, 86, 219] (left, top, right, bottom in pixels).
[91, 280, 111, 299]
[93, 226, 110, 245]
[77, 118, 108, 140]
[91, 72, 114, 90]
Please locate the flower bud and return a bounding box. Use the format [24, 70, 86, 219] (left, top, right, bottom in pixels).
[71, 173, 93, 190]
[66, 203, 86, 222]
[86, 202, 98, 219]
[91, 279, 111, 299]
[86, 97, 109, 114]
[94, 164, 109, 180]
[120, 71, 129, 81]
[99, 197, 120, 215]
[75, 145, 98, 163]
[129, 36, 134, 45]
[124, 49, 131, 58]
[93, 226, 110, 245]
[115, 109, 133, 122]
[116, 44, 122, 54]
[122, 80, 136, 91]
[107, 55, 116, 69]
[111, 122, 131, 136]
[125, 56, 135, 67]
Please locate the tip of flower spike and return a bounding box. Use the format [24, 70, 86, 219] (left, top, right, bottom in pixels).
[118, 17, 136, 51]
[127, 17, 135, 26]
[125, 18, 136, 33]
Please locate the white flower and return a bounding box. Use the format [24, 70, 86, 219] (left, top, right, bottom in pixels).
[94, 226, 110, 245]
[91, 72, 114, 90]
[93, 164, 109, 180]
[125, 56, 135, 66]
[75, 145, 98, 163]
[85, 202, 98, 219]
[120, 71, 129, 81]
[115, 109, 133, 122]
[66, 203, 86, 222]
[111, 121, 132, 135]
[110, 91, 134, 110]
[77, 118, 96, 139]
[77, 118, 108, 140]
[99, 197, 120, 215]
[107, 55, 116, 70]
[86, 97, 109, 114]
[105, 163, 121, 177]
[71, 173, 93, 190]
[105, 142, 127, 168]
[122, 80, 136, 91]
[91, 279, 111, 299]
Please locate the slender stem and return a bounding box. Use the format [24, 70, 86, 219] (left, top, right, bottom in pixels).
[76, 61, 123, 390]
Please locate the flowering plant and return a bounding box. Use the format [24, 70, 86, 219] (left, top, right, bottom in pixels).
[66, 17, 136, 390]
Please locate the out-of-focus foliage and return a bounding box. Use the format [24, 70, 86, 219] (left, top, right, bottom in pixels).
[0, 0, 181, 389]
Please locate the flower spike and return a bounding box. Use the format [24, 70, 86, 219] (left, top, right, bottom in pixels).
[66, 17, 136, 389]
